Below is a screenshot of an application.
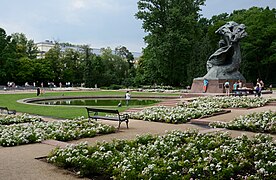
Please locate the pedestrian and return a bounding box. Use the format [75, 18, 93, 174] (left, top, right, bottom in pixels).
[224, 80, 230, 96]
[36, 87, 41, 96]
[260, 80, 264, 90]
[238, 80, 242, 89]
[203, 79, 208, 93]
[255, 84, 261, 97]
[125, 91, 131, 106]
[269, 84, 273, 92]
[233, 81, 239, 96]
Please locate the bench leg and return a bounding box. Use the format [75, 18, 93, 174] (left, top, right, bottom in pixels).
[126, 120, 129, 129]
[118, 121, 121, 130]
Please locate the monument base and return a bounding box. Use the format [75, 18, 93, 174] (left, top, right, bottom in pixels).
[191, 78, 253, 93]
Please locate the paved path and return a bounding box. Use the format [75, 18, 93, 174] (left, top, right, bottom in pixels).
[0, 92, 275, 180]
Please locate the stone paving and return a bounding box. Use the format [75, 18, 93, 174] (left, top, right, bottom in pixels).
[0, 91, 275, 180]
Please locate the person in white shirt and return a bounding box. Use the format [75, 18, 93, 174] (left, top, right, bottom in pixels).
[125, 91, 131, 106]
[224, 80, 230, 96]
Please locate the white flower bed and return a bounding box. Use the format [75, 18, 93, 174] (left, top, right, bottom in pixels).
[129, 106, 222, 123]
[0, 116, 115, 147]
[0, 114, 42, 125]
[48, 130, 276, 179]
[184, 96, 269, 108]
[210, 111, 276, 134]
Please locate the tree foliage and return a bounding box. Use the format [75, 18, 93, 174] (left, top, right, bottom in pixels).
[0, 5, 275, 88]
[135, 0, 205, 86]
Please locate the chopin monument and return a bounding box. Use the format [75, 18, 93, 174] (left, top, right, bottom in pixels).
[191, 21, 248, 93]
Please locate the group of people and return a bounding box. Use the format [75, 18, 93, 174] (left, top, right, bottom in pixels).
[223, 79, 265, 97]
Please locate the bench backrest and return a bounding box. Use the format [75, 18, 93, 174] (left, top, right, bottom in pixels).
[86, 107, 119, 114]
[0, 107, 8, 111]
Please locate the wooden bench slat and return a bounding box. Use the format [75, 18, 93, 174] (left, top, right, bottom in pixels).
[91, 116, 120, 121]
[86, 107, 119, 114]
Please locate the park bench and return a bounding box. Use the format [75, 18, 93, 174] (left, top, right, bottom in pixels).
[232, 89, 256, 96]
[86, 107, 129, 130]
[0, 107, 16, 115]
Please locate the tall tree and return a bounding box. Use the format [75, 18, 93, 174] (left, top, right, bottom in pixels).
[11, 33, 38, 59]
[61, 48, 84, 85]
[44, 44, 63, 82]
[82, 45, 95, 87]
[101, 47, 129, 86]
[0, 28, 17, 83]
[136, 0, 205, 86]
[115, 46, 136, 87]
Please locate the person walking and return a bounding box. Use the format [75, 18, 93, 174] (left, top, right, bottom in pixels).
[36, 87, 41, 96]
[224, 80, 230, 96]
[255, 84, 261, 97]
[125, 91, 131, 106]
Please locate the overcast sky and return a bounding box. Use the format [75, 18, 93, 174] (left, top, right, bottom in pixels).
[0, 0, 275, 52]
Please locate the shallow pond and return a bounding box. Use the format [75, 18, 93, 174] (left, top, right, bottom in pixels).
[34, 98, 160, 106]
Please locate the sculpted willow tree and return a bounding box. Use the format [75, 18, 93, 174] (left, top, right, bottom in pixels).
[135, 0, 205, 86]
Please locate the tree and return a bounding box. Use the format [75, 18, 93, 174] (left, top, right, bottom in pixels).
[15, 57, 35, 84]
[11, 33, 38, 59]
[136, 0, 205, 86]
[61, 48, 84, 85]
[115, 46, 134, 67]
[100, 47, 129, 86]
[82, 45, 95, 87]
[44, 44, 63, 82]
[0, 28, 17, 84]
[115, 46, 136, 87]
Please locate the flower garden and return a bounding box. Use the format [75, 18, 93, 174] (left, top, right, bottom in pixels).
[48, 130, 276, 179]
[129, 106, 222, 123]
[0, 114, 42, 125]
[210, 111, 276, 134]
[183, 96, 269, 108]
[0, 114, 115, 147]
[128, 96, 269, 124]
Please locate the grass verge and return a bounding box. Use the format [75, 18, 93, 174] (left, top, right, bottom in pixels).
[0, 90, 180, 119]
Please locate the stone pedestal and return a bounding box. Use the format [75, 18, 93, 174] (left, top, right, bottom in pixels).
[191, 78, 253, 93]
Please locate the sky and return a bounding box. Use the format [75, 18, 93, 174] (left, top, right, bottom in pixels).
[0, 0, 275, 53]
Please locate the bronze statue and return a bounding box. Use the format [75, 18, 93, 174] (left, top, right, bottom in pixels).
[204, 21, 247, 80]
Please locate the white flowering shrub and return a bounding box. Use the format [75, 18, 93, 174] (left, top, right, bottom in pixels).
[0, 114, 42, 125]
[183, 96, 269, 108]
[129, 106, 222, 123]
[129, 96, 268, 124]
[0, 116, 116, 147]
[48, 130, 276, 179]
[210, 111, 276, 134]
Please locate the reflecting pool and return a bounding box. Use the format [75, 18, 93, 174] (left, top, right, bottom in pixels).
[34, 98, 160, 106]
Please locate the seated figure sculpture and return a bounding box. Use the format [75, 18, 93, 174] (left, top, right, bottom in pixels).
[204, 21, 247, 80]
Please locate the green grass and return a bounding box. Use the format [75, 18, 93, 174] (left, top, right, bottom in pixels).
[0, 90, 180, 119]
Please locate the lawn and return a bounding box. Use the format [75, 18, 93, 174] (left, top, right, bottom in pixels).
[0, 90, 180, 119]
